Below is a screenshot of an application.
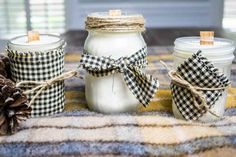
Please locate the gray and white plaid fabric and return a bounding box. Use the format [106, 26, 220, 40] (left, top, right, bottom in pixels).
[7, 45, 65, 117]
[171, 51, 230, 120]
[80, 46, 159, 106]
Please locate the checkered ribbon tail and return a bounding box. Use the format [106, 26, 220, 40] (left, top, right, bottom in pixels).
[79, 47, 159, 106]
[171, 51, 230, 120]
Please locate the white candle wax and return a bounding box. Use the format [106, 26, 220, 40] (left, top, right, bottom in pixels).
[84, 31, 145, 113]
[173, 37, 235, 122]
[8, 34, 64, 52]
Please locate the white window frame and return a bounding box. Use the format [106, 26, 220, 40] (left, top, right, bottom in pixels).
[65, 0, 224, 30]
[1, 0, 65, 39]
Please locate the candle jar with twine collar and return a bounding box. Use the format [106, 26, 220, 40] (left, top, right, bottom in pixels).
[6, 33, 66, 117]
[82, 10, 159, 113]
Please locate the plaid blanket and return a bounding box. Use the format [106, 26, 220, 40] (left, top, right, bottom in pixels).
[0, 46, 236, 156]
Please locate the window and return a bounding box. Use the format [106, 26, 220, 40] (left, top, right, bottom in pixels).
[0, 0, 65, 38]
[223, 0, 236, 31]
[0, 0, 26, 36]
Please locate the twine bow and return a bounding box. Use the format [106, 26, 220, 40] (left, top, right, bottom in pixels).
[168, 70, 229, 118]
[16, 71, 80, 106]
[160, 60, 230, 119]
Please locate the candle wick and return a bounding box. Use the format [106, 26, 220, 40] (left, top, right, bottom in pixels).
[27, 31, 40, 43]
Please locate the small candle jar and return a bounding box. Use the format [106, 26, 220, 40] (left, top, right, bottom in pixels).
[84, 11, 146, 113]
[173, 36, 235, 121]
[7, 34, 66, 117]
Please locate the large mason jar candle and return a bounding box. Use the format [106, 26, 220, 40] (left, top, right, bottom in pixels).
[7, 33, 66, 117]
[83, 11, 147, 113]
[173, 36, 235, 121]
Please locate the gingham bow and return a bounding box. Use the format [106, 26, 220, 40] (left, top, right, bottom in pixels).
[79, 47, 159, 106]
[170, 51, 230, 120]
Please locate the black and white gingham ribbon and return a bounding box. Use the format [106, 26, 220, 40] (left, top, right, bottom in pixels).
[80, 47, 159, 106]
[171, 51, 230, 120]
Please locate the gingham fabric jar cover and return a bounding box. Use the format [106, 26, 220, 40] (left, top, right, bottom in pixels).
[171, 51, 230, 121]
[7, 37, 66, 117]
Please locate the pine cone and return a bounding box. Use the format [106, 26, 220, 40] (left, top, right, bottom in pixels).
[0, 75, 31, 135]
[0, 54, 11, 79]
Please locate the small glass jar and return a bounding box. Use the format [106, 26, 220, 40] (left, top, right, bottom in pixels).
[84, 11, 146, 113]
[173, 37, 235, 121]
[7, 34, 66, 117]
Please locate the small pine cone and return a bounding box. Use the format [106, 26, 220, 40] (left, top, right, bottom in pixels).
[0, 75, 31, 135]
[0, 54, 11, 79]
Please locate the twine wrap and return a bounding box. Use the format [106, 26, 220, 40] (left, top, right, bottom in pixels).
[169, 70, 229, 118]
[85, 12, 145, 32]
[168, 51, 230, 121]
[16, 71, 79, 108]
[7, 43, 66, 117]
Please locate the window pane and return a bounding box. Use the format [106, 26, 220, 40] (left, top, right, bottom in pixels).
[0, 0, 65, 37]
[0, 0, 26, 37]
[223, 0, 236, 31]
[29, 0, 65, 34]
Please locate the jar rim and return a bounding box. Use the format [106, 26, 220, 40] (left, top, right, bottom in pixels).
[8, 34, 63, 47]
[174, 36, 235, 56]
[7, 34, 65, 52]
[174, 36, 235, 50]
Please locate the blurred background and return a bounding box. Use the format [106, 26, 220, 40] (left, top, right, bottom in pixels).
[0, 0, 236, 51]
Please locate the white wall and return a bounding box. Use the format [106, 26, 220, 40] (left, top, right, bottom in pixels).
[65, 0, 224, 30]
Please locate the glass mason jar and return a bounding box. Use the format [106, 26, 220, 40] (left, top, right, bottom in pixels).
[7, 34, 66, 117]
[83, 11, 146, 113]
[173, 37, 235, 121]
